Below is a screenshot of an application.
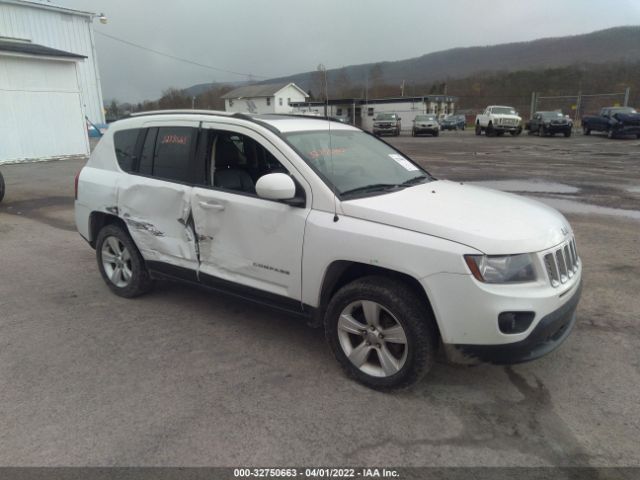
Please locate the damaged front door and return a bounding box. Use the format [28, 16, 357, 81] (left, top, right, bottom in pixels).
[117, 122, 200, 272]
[191, 124, 311, 302]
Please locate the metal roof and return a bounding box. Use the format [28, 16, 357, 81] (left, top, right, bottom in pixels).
[0, 0, 95, 17]
[0, 38, 86, 59]
[222, 82, 308, 99]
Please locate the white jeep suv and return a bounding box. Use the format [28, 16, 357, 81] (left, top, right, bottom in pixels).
[75, 111, 582, 390]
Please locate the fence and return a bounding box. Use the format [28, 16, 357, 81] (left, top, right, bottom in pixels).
[531, 88, 631, 125]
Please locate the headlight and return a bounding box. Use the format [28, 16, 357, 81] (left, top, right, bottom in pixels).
[464, 254, 536, 283]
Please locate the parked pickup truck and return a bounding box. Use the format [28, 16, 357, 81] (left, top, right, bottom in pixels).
[373, 113, 401, 136]
[475, 106, 522, 137]
[582, 107, 640, 139]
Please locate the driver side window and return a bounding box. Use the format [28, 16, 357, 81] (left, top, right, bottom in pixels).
[203, 129, 290, 196]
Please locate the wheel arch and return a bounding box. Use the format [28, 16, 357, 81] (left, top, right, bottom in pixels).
[317, 260, 440, 339]
[88, 211, 129, 249]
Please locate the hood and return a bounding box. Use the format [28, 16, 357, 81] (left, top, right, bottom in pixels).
[340, 180, 571, 254]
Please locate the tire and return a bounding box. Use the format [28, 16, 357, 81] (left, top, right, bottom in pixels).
[486, 123, 495, 137]
[496, 131, 505, 136]
[0, 172, 5, 203]
[583, 126, 590, 135]
[324, 276, 437, 390]
[411, 128, 416, 137]
[475, 123, 482, 136]
[564, 130, 572, 138]
[538, 125, 545, 137]
[512, 127, 522, 136]
[433, 130, 439, 137]
[607, 129, 616, 139]
[96, 224, 154, 298]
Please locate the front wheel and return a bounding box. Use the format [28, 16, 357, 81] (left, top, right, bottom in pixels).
[564, 130, 572, 138]
[96, 224, 154, 298]
[325, 276, 437, 390]
[475, 124, 482, 136]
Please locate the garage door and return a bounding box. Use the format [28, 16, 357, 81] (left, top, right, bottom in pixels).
[0, 54, 89, 164]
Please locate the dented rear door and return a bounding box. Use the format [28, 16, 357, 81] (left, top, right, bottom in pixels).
[117, 121, 200, 272]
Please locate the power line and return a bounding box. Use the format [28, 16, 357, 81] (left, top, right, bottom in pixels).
[94, 30, 267, 79]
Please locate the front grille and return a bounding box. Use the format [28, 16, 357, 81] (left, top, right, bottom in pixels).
[499, 118, 518, 126]
[544, 238, 579, 287]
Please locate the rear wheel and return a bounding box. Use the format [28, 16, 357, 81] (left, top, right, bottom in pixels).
[325, 276, 437, 390]
[96, 224, 154, 298]
[583, 126, 591, 135]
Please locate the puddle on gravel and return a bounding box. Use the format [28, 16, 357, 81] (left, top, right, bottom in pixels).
[470, 180, 580, 194]
[527, 197, 640, 221]
[626, 186, 640, 194]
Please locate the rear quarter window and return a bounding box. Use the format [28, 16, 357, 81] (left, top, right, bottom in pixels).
[113, 129, 141, 172]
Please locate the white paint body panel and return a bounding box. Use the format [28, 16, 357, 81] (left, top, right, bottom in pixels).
[76, 111, 582, 349]
[340, 180, 571, 255]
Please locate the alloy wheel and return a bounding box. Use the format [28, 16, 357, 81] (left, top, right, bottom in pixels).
[337, 300, 408, 377]
[101, 236, 133, 288]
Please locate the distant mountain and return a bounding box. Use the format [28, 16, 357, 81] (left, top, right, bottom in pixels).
[183, 81, 246, 97]
[240, 26, 640, 94]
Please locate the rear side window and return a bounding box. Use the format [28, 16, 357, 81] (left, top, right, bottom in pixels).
[152, 127, 196, 183]
[113, 129, 140, 172]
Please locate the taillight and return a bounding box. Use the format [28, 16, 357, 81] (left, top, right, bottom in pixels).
[74, 168, 83, 200]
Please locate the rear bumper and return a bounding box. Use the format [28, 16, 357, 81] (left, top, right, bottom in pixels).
[453, 279, 582, 364]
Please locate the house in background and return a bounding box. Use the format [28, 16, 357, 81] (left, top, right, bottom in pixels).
[222, 82, 308, 114]
[0, 0, 105, 164]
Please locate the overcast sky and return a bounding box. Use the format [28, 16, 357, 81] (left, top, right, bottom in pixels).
[56, 0, 640, 103]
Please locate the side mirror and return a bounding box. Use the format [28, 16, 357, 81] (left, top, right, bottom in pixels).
[256, 173, 296, 201]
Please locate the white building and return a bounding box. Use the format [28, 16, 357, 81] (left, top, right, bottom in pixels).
[223, 82, 308, 114]
[0, 0, 105, 163]
[292, 95, 457, 132]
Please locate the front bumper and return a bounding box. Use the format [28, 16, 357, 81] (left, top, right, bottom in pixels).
[454, 279, 581, 364]
[614, 125, 640, 135]
[545, 124, 572, 133]
[414, 126, 439, 134]
[493, 124, 520, 131]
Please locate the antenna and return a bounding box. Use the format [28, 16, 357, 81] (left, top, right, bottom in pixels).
[320, 63, 339, 222]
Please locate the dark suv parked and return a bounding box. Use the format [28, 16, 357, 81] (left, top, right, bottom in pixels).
[527, 111, 572, 137]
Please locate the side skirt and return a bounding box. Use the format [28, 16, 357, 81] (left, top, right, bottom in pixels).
[146, 260, 315, 321]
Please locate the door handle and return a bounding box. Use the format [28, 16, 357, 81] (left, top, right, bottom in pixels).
[199, 201, 225, 211]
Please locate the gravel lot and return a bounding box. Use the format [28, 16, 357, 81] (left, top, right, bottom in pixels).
[0, 130, 639, 467]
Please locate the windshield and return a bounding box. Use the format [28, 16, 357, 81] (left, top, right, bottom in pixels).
[375, 113, 396, 120]
[492, 107, 517, 115]
[541, 112, 564, 119]
[284, 130, 431, 197]
[415, 115, 436, 121]
[611, 107, 637, 114]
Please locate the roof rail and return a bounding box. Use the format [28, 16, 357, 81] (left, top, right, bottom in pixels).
[128, 109, 231, 118]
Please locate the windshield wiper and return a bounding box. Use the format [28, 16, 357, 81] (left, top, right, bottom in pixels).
[341, 183, 403, 197]
[401, 175, 429, 186]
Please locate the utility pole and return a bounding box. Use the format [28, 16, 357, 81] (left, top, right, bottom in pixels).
[192, 96, 196, 109]
[529, 92, 537, 119]
[624, 87, 630, 107]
